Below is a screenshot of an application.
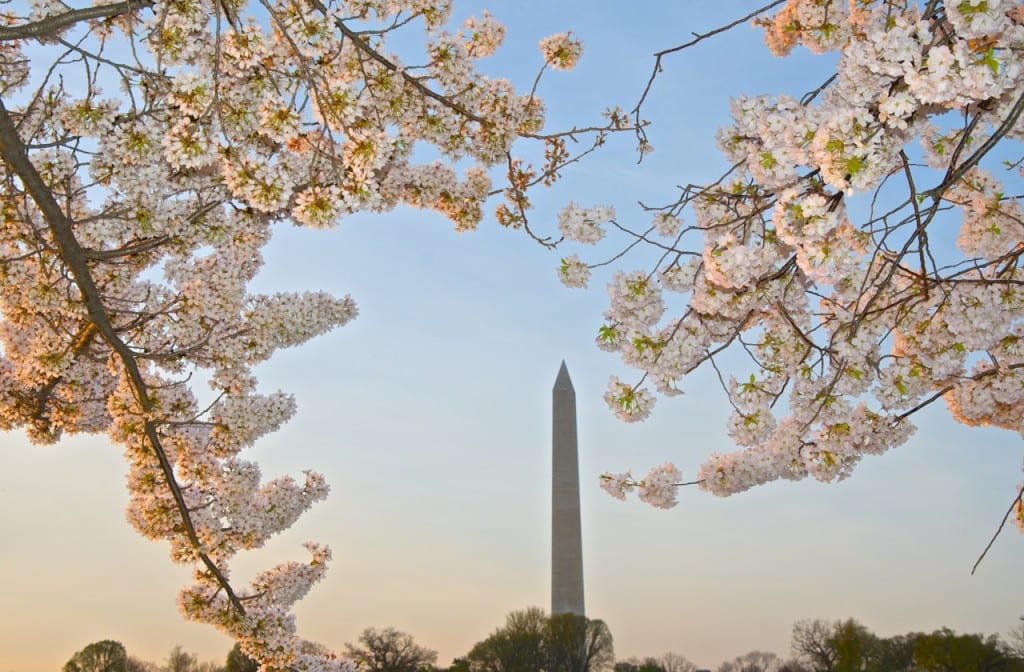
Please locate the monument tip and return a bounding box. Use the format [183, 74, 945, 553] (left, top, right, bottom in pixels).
[554, 360, 573, 390]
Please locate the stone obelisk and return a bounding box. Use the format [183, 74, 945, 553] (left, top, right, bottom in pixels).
[552, 361, 585, 617]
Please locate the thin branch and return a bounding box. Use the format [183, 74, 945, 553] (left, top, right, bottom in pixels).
[81, 234, 171, 260]
[972, 482, 1024, 574]
[632, 1, 786, 128]
[800, 73, 837, 106]
[899, 150, 931, 296]
[925, 90, 1024, 200]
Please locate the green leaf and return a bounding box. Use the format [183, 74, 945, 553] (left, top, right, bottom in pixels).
[983, 46, 999, 76]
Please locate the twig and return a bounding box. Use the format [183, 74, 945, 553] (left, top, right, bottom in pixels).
[631, 1, 786, 131]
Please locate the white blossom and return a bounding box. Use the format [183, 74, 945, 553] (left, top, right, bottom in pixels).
[557, 254, 591, 288]
[539, 32, 583, 71]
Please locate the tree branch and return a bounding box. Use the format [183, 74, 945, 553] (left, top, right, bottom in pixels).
[972, 481, 1024, 575]
[631, 1, 786, 132]
[0, 98, 244, 615]
[0, 0, 154, 42]
[925, 90, 1024, 200]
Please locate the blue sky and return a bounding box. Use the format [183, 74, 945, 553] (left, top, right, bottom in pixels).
[1, 2, 1022, 671]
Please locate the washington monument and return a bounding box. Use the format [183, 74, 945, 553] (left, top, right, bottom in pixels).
[551, 361, 585, 617]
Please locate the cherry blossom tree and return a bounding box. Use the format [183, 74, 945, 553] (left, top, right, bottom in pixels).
[0, 0, 628, 669]
[566, 1, 1024, 554]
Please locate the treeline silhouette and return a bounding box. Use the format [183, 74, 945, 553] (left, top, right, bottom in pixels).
[64, 612, 1024, 672]
[61, 641, 251, 672]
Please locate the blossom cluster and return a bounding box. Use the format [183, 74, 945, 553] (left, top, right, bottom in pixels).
[557, 254, 591, 288]
[599, 463, 681, 509]
[557, 202, 614, 244]
[561, 1, 1024, 515]
[539, 32, 583, 71]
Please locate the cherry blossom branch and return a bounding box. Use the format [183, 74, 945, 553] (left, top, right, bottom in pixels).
[0, 0, 154, 41]
[307, 0, 489, 126]
[924, 90, 1024, 200]
[321, 0, 635, 145]
[499, 153, 558, 248]
[892, 362, 1024, 425]
[0, 100, 245, 616]
[32, 322, 97, 426]
[616, 477, 704, 488]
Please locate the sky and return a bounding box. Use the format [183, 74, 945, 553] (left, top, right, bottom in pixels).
[1, 2, 1023, 671]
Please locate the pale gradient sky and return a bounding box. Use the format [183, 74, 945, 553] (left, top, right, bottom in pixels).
[2, 2, 1022, 672]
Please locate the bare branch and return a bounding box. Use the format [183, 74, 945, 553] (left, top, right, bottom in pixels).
[631, 1, 786, 132]
[972, 482, 1024, 575]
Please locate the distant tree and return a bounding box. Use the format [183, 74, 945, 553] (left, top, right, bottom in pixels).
[161, 645, 224, 672]
[786, 620, 1024, 672]
[466, 636, 523, 672]
[125, 657, 158, 672]
[436, 660, 471, 672]
[299, 641, 333, 657]
[466, 607, 547, 672]
[1009, 619, 1024, 660]
[831, 619, 879, 672]
[345, 627, 438, 672]
[659, 653, 697, 672]
[194, 663, 223, 672]
[791, 621, 839, 672]
[225, 644, 258, 672]
[788, 619, 880, 672]
[465, 608, 614, 672]
[776, 661, 809, 672]
[869, 632, 920, 672]
[912, 628, 1023, 672]
[64, 641, 129, 672]
[545, 613, 615, 672]
[615, 657, 666, 672]
[165, 646, 198, 672]
[716, 650, 780, 672]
